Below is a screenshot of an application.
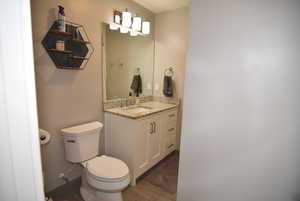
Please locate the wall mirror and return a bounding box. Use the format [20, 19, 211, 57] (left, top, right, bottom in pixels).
[102, 23, 154, 101]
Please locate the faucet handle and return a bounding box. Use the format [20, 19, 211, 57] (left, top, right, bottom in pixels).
[126, 97, 131, 107]
[120, 98, 125, 108]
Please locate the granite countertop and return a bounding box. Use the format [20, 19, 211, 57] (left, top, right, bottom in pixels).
[104, 101, 178, 119]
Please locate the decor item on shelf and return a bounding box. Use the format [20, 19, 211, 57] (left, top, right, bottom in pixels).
[42, 20, 94, 70]
[56, 40, 65, 51]
[73, 27, 80, 39]
[58, 5, 65, 32]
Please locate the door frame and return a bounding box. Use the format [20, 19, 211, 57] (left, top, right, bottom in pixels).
[0, 0, 44, 201]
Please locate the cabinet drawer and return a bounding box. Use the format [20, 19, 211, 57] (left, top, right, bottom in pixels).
[166, 126, 176, 138]
[165, 137, 176, 154]
[165, 110, 177, 123]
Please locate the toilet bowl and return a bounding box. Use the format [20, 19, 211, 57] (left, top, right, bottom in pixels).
[80, 156, 130, 201]
[61, 122, 130, 201]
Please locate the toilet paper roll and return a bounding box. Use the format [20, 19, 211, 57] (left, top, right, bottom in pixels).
[39, 129, 51, 145]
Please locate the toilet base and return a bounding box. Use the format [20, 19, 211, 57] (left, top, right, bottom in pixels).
[80, 169, 126, 201]
[80, 186, 96, 201]
[81, 186, 123, 201]
[96, 191, 123, 201]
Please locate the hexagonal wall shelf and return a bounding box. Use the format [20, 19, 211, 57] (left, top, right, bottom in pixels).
[42, 20, 94, 70]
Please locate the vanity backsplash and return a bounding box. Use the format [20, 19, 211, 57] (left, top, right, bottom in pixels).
[103, 96, 179, 110]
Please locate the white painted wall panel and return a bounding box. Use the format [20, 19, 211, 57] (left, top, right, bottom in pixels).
[0, 0, 44, 201]
[178, 1, 300, 201]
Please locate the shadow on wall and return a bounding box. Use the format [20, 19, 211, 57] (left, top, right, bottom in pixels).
[35, 52, 78, 85]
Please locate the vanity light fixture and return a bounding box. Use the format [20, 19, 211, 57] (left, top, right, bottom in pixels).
[122, 9, 132, 27]
[113, 10, 122, 24]
[115, 15, 121, 24]
[120, 27, 129, 33]
[113, 9, 150, 36]
[132, 16, 142, 31]
[130, 30, 138, 37]
[109, 24, 119, 30]
[142, 21, 150, 35]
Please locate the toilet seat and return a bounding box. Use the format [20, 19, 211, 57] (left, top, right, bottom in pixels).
[85, 156, 129, 182]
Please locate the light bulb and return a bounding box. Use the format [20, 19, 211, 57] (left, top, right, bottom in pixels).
[120, 27, 129, 33]
[142, 21, 150, 34]
[114, 14, 121, 24]
[132, 16, 142, 31]
[109, 24, 119, 30]
[130, 30, 138, 36]
[122, 11, 132, 27]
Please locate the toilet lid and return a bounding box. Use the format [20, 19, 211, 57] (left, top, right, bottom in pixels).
[86, 156, 129, 182]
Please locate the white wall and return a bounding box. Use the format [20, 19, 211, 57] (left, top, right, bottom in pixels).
[31, 0, 154, 192]
[178, 1, 300, 201]
[154, 8, 188, 148]
[0, 0, 44, 201]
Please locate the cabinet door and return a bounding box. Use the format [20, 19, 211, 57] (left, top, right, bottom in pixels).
[135, 119, 152, 177]
[148, 116, 163, 165]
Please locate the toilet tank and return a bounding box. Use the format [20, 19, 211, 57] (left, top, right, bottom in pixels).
[62, 121, 103, 163]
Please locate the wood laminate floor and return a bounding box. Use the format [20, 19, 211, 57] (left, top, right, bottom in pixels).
[47, 152, 179, 201]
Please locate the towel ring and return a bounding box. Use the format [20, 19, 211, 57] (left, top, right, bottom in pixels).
[135, 67, 141, 75]
[164, 67, 174, 77]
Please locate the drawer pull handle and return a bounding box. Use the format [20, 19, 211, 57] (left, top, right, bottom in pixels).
[150, 123, 154, 134]
[168, 114, 175, 118]
[67, 140, 76, 143]
[168, 128, 175, 132]
[168, 144, 174, 149]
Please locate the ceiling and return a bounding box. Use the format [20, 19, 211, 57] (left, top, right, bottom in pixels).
[132, 0, 188, 13]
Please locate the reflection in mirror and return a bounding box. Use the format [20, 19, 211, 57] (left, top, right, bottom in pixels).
[103, 23, 154, 101]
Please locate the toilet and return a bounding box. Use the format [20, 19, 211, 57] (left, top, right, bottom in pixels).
[62, 121, 130, 201]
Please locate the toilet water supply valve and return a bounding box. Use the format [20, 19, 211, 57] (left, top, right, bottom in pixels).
[58, 163, 77, 183]
[58, 173, 69, 183]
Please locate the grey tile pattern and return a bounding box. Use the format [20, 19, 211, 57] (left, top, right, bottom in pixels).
[47, 178, 83, 201]
[142, 152, 179, 194]
[47, 152, 179, 201]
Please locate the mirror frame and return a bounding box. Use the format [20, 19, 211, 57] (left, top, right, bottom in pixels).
[102, 23, 155, 103]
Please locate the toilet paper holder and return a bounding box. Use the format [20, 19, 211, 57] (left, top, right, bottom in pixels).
[39, 129, 51, 145]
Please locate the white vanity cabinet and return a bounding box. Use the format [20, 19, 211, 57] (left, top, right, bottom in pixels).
[105, 108, 178, 185]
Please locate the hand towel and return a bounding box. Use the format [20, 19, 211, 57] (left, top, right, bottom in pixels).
[131, 75, 142, 97]
[163, 75, 173, 97]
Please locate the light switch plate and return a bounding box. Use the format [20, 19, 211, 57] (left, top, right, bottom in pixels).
[147, 83, 152, 90]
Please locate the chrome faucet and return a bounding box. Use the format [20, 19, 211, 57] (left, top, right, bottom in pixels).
[128, 96, 136, 106]
[120, 98, 126, 108]
[120, 98, 131, 108]
[120, 95, 137, 108]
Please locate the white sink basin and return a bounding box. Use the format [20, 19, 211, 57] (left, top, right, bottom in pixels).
[122, 105, 152, 114]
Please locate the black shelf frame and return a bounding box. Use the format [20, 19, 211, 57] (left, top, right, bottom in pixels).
[42, 20, 94, 70]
